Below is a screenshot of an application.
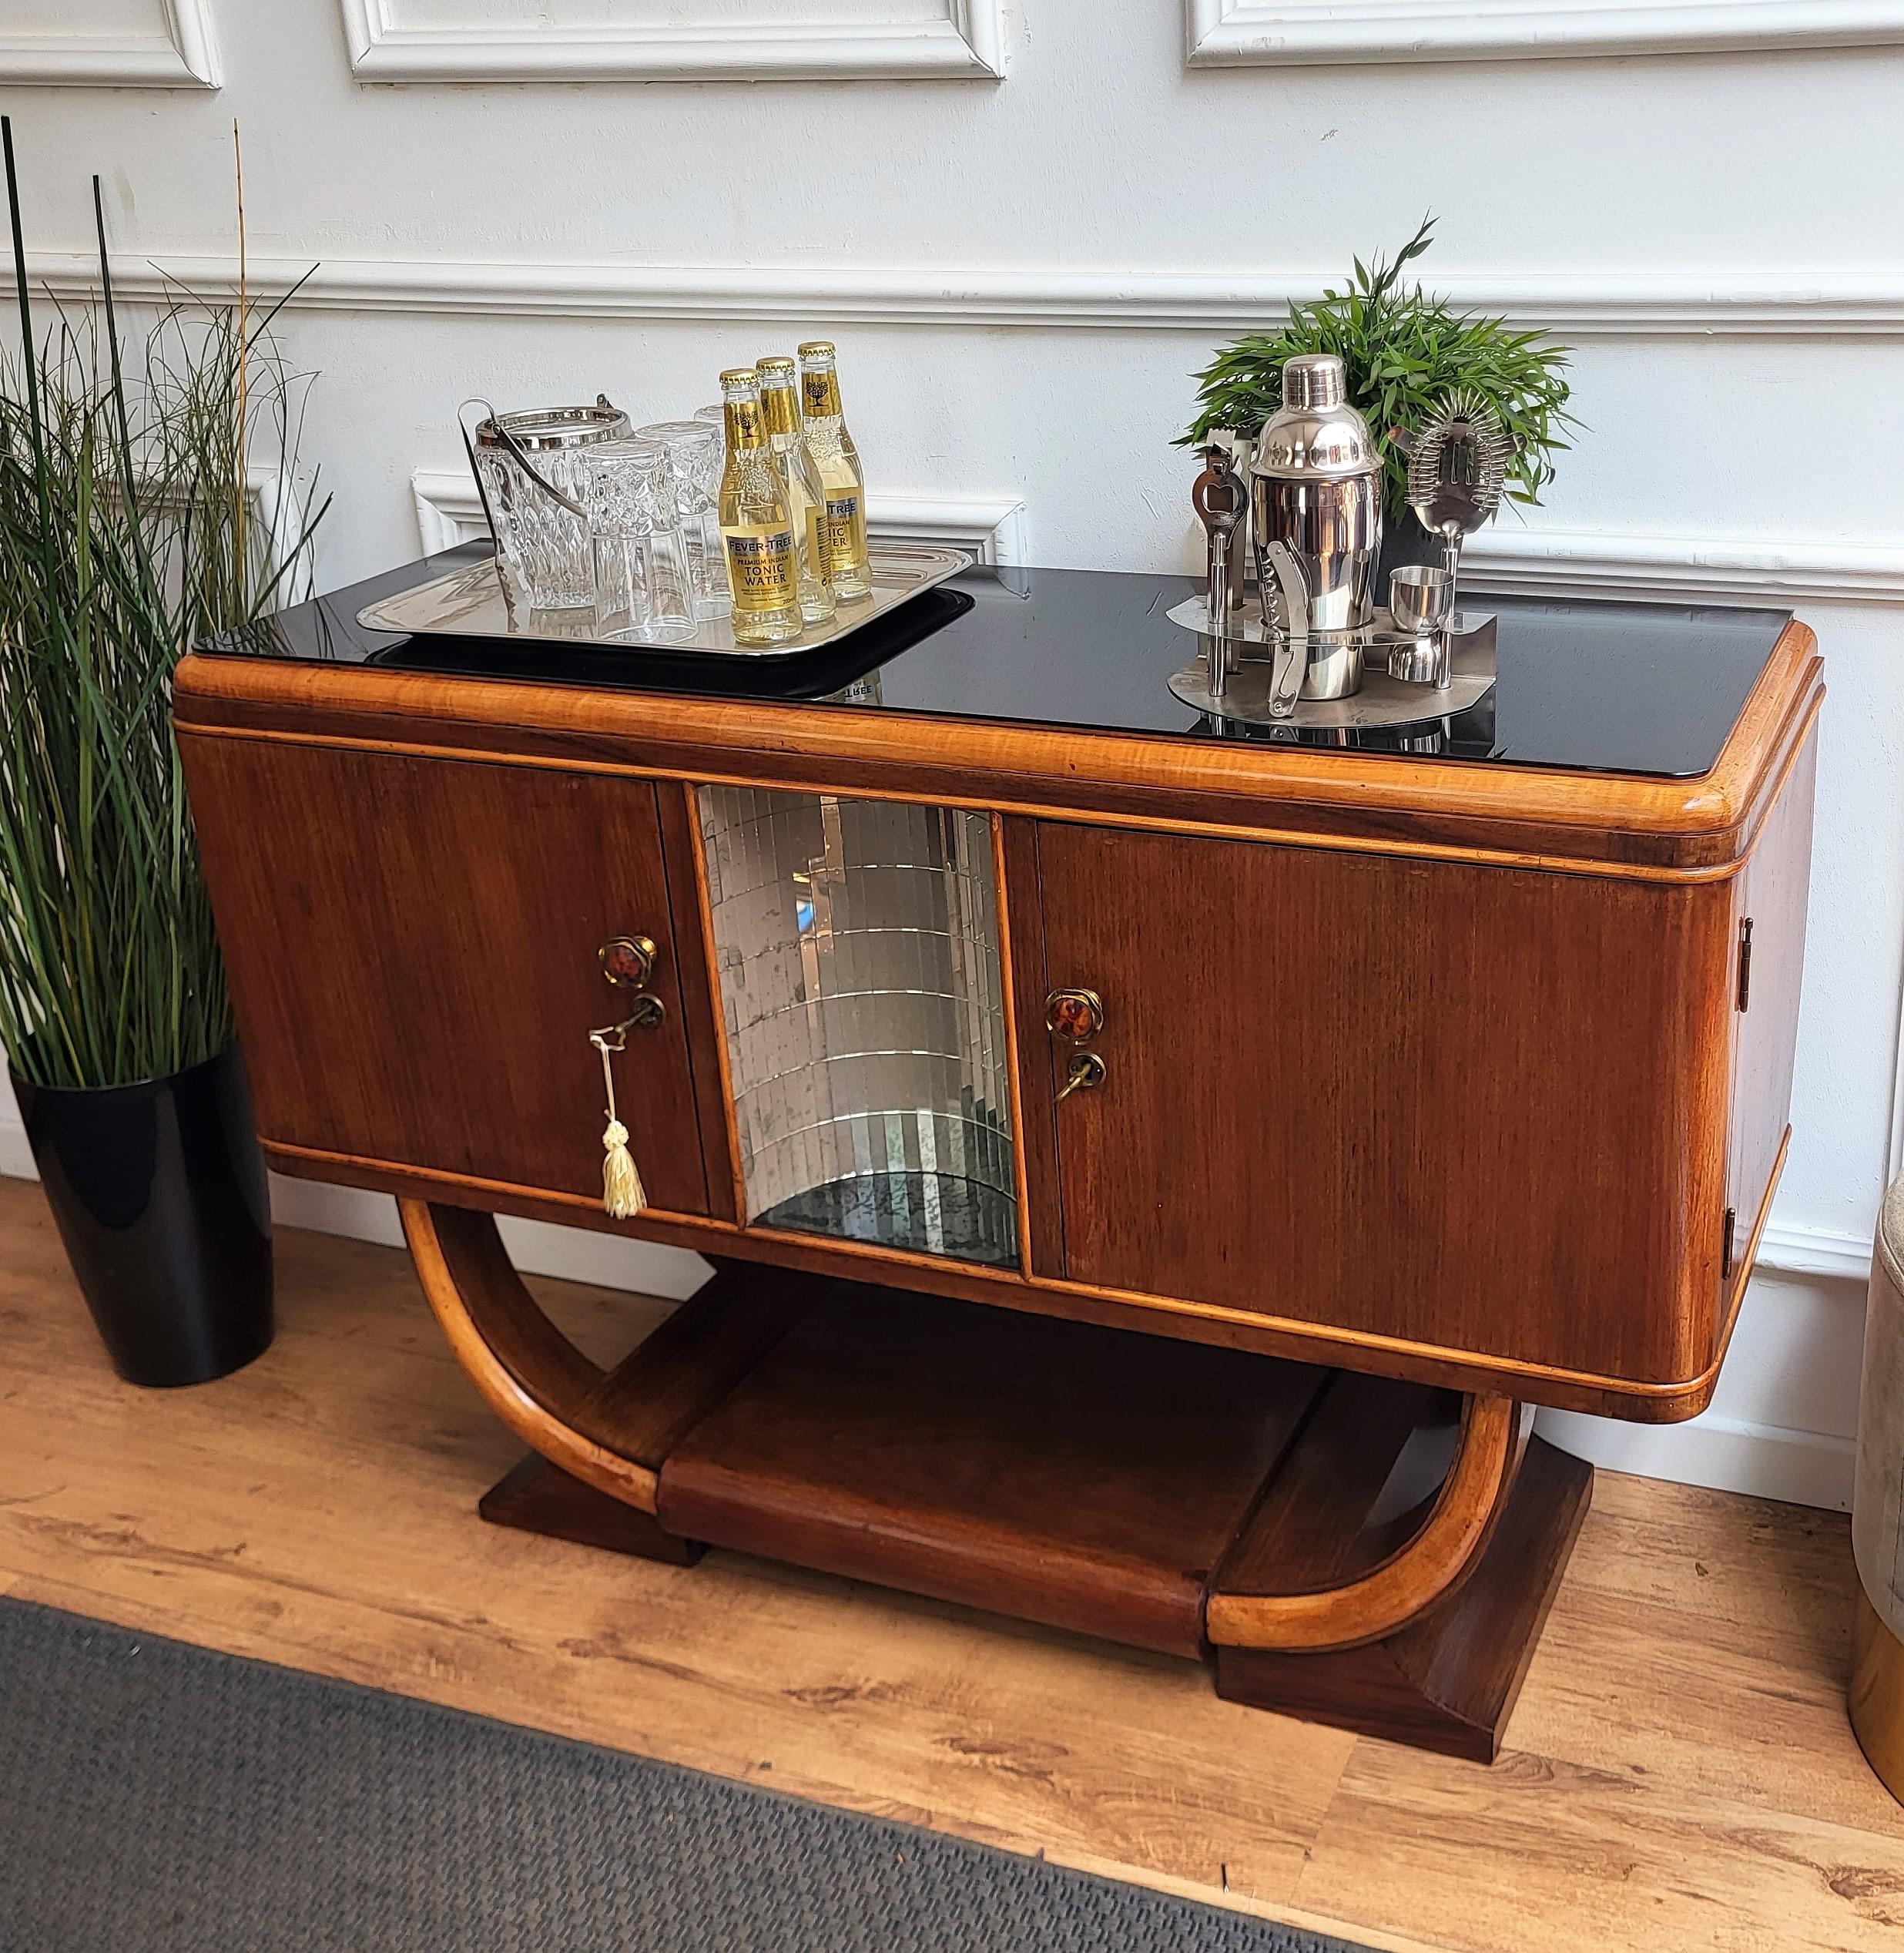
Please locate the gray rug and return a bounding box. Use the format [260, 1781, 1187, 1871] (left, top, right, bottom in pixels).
[0, 1598, 1369, 1953]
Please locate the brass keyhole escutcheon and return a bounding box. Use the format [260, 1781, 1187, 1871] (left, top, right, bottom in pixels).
[619, 992, 666, 1033]
[601, 935, 658, 992]
[1056, 1050, 1107, 1101]
[1044, 987, 1105, 1043]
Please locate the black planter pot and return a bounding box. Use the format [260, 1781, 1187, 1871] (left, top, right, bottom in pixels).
[13, 1045, 273, 1388]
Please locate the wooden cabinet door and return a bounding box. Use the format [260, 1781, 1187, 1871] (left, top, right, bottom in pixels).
[184, 738, 711, 1216]
[1020, 819, 1736, 1391]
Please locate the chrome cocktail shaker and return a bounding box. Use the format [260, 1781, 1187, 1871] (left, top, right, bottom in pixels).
[1249, 354, 1383, 699]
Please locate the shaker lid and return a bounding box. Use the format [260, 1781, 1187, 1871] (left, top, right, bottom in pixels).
[1251, 354, 1380, 482]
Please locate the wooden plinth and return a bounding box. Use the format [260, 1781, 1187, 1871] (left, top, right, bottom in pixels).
[415, 1206, 1591, 1761]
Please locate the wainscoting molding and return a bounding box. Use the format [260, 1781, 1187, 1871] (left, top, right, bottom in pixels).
[0, 0, 220, 86]
[18, 250, 1904, 341]
[338, 0, 1004, 81]
[1187, 0, 1904, 66]
[1462, 525, 1904, 607]
[411, 465, 1030, 566]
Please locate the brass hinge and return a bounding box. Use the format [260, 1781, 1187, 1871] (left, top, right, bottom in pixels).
[1736, 918, 1754, 1012]
[1721, 1206, 1738, 1280]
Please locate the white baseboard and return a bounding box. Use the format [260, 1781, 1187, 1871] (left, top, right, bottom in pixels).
[1535, 1407, 1858, 1512]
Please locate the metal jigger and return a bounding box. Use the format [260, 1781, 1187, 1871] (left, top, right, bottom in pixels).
[1387, 564, 1456, 689]
[1192, 441, 1249, 699]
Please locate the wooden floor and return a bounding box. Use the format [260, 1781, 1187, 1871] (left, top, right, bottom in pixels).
[3, 1177, 1901, 1953]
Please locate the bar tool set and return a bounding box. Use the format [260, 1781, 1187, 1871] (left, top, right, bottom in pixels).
[1172, 354, 1509, 730]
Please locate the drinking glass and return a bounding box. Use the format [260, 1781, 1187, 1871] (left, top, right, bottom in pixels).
[584, 438, 696, 645]
[692, 403, 725, 428]
[636, 419, 732, 620]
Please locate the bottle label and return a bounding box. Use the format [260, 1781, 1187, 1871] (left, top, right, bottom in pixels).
[723, 526, 796, 612]
[760, 384, 799, 440]
[823, 492, 863, 569]
[806, 506, 833, 582]
[802, 371, 842, 418]
[724, 398, 766, 449]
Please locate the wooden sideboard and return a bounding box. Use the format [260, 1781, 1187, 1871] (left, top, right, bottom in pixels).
[176, 556, 1821, 1759]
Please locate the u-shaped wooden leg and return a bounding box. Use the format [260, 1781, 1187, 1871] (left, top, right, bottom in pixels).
[402, 1199, 662, 1511]
[1205, 1394, 1521, 1653]
[404, 1199, 1591, 1757]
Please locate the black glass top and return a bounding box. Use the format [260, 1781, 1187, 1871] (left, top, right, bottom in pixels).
[197, 545, 1792, 780]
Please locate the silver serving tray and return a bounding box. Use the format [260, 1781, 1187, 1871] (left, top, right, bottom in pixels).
[357, 542, 973, 660]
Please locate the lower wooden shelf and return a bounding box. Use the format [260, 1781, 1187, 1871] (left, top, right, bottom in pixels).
[410, 1202, 1592, 1762]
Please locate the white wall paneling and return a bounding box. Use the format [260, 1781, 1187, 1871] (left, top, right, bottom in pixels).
[410, 466, 1028, 566]
[338, 0, 1006, 81]
[0, 0, 220, 87]
[1187, 0, 1904, 67]
[19, 250, 1904, 337]
[1460, 529, 1904, 607]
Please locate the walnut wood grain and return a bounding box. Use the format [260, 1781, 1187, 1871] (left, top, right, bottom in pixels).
[261, 1129, 1775, 1419]
[478, 1454, 706, 1565]
[1214, 1435, 1592, 1761]
[655, 780, 742, 1226]
[1034, 818, 1738, 1388]
[401, 1199, 659, 1511]
[173, 623, 1822, 880]
[180, 734, 710, 1216]
[1213, 1371, 1452, 1596]
[1204, 1395, 1519, 1651]
[404, 1203, 813, 1516]
[658, 1287, 1331, 1659]
[989, 813, 1039, 1277]
[999, 816, 1065, 1282]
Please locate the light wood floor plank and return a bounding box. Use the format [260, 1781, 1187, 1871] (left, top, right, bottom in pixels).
[0, 1176, 1892, 1953]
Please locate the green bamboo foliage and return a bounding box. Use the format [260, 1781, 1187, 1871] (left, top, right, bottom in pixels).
[0, 120, 327, 1089]
[1184, 217, 1578, 523]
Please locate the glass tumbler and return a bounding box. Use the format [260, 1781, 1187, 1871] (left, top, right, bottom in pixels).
[637, 419, 732, 620]
[584, 439, 696, 646]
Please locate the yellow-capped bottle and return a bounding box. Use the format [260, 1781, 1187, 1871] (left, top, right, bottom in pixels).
[796, 340, 870, 601]
[717, 368, 803, 647]
[757, 355, 836, 626]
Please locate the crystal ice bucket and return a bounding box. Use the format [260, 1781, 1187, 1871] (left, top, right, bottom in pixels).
[472, 400, 629, 609]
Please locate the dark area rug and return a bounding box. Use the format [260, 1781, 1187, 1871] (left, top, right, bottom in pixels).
[0, 1597, 1371, 1952]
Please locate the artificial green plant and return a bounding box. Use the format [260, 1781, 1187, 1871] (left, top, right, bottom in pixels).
[1185, 217, 1577, 524]
[0, 119, 327, 1090]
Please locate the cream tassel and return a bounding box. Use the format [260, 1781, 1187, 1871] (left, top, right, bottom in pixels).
[602, 1118, 644, 1220]
[592, 1035, 646, 1220]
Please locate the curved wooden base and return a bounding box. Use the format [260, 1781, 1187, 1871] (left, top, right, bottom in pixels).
[406, 1202, 1591, 1755]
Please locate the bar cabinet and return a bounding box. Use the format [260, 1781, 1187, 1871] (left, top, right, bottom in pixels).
[176, 552, 1820, 1760]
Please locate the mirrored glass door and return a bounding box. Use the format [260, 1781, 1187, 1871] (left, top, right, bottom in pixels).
[698, 787, 1016, 1267]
